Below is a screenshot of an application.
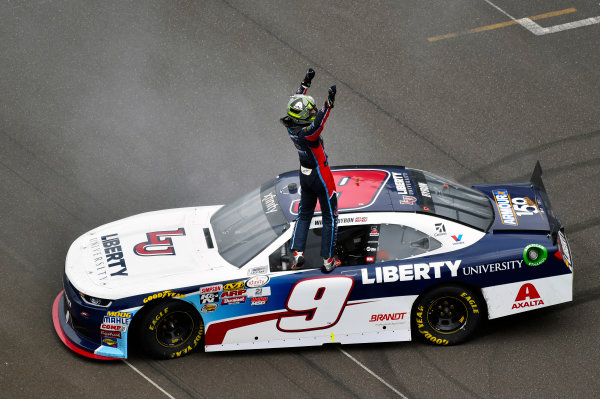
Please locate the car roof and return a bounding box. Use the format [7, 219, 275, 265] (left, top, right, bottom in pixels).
[275, 165, 424, 223]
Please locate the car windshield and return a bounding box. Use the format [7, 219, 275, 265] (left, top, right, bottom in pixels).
[210, 180, 289, 267]
[409, 169, 494, 231]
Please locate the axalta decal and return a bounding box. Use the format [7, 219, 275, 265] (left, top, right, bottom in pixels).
[143, 290, 185, 303]
[492, 189, 517, 225]
[513, 283, 544, 309]
[361, 260, 461, 284]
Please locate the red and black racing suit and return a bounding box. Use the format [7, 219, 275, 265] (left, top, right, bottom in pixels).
[282, 84, 338, 259]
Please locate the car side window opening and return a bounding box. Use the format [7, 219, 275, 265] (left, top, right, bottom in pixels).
[269, 223, 441, 271]
[376, 224, 441, 262]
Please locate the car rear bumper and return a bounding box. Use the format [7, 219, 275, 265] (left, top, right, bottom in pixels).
[52, 291, 123, 360]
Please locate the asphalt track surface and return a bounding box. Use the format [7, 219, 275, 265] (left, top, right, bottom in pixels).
[1, 1, 599, 398]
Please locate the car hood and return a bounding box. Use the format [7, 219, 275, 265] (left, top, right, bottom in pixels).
[65, 205, 234, 299]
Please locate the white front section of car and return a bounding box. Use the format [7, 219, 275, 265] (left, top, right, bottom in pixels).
[65, 205, 238, 299]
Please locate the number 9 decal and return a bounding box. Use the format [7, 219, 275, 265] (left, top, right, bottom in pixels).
[277, 276, 354, 332]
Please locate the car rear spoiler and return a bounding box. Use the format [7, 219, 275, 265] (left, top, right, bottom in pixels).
[530, 161, 562, 244]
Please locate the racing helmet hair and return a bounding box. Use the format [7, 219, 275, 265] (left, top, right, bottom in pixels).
[286, 95, 316, 124]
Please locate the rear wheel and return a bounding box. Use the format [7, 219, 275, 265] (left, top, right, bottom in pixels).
[139, 300, 204, 359]
[412, 284, 484, 345]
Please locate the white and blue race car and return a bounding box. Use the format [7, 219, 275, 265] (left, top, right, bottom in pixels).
[52, 162, 573, 359]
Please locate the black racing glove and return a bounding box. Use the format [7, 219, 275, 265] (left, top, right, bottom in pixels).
[326, 85, 336, 108]
[302, 68, 315, 88]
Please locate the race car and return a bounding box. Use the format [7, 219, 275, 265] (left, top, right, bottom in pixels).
[52, 162, 573, 360]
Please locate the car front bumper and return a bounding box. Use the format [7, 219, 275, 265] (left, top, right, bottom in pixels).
[52, 290, 124, 360]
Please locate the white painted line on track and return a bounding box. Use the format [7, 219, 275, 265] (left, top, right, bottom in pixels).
[338, 347, 409, 399]
[517, 15, 600, 35]
[123, 360, 177, 399]
[482, 0, 600, 36]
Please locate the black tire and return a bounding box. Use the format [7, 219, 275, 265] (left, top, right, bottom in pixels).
[412, 284, 484, 346]
[139, 300, 204, 359]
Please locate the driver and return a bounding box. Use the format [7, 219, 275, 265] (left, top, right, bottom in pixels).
[280, 68, 340, 272]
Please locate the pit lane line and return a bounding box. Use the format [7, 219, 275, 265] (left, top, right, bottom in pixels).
[338, 347, 410, 399]
[123, 360, 177, 399]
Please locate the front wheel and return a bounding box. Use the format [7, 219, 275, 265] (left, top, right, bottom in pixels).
[412, 284, 484, 346]
[139, 300, 204, 359]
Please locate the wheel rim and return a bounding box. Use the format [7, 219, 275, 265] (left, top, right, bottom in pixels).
[155, 311, 195, 347]
[426, 296, 468, 334]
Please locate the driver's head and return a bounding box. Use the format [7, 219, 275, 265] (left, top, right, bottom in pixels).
[286, 95, 316, 124]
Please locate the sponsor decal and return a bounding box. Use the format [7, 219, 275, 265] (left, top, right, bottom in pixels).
[392, 172, 414, 195]
[251, 297, 268, 306]
[101, 323, 126, 332]
[512, 196, 540, 216]
[434, 223, 446, 236]
[512, 283, 544, 309]
[102, 337, 118, 347]
[101, 233, 128, 277]
[200, 293, 219, 304]
[246, 275, 270, 288]
[369, 312, 406, 322]
[143, 290, 185, 303]
[88, 237, 108, 280]
[492, 189, 517, 226]
[366, 256, 375, 263]
[223, 281, 245, 291]
[246, 287, 271, 297]
[106, 311, 132, 318]
[523, 244, 548, 266]
[247, 266, 269, 276]
[221, 290, 247, 297]
[102, 311, 131, 332]
[101, 330, 122, 339]
[355, 216, 368, 223]
[370, 226, 379, 237]
[200, 284, 223, 294]
[399, 195, 417, 205]
[462, 260, 522, 275]
[221, 296, 246, 305]
[134, 228, 186, 256]
[451, 234, 464, 245]
[262, 191, 279, 214]
[418, 182, 431, 198]
[201, 304, 218, 313]
[361, 260, 461, 284]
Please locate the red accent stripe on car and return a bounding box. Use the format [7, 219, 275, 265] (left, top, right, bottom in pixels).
[205, 311, 288, 345]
